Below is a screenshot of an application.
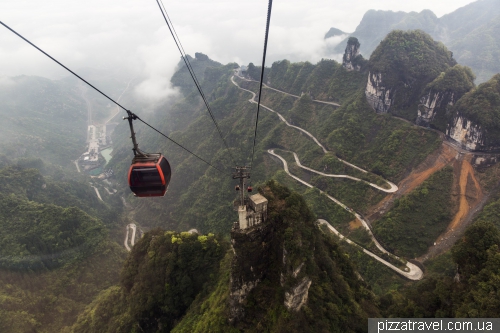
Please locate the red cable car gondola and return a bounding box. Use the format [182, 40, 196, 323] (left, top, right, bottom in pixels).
[128, 153, 171, 197]
[124, 112, 171, 197]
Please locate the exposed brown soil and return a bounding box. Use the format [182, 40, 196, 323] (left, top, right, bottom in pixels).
[449, 157, 482, 230]
[349, 219, 362, 230]
[417, 155, 484, 263]
[366, 143, 457, 222]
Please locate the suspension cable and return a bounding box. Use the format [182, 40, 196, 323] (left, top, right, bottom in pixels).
[156, 0, 237, 167]
[250, 0, 273, 168]
[0, 20, 226, 174]
[136, 116, 226, 173]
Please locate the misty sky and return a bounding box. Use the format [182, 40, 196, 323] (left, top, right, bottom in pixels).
[1, 0, 476, 101]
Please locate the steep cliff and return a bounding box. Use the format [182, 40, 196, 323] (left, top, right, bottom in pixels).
[416, 65, 475, 131]
[366, 30, 456, 118]
[446, 74, 500, 152]
[174, 180, 379, 332]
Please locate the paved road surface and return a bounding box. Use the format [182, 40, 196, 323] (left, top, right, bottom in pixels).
[290, 151, 397, 193]
[92, 186, 103, 201]
[235, 73, 341, 107]
[318, 220, 423, 280]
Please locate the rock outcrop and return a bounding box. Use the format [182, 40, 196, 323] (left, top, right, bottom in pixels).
[416, 90, 455, 127]
[229, 221, 276, 323]
[445, 74, 500, 152]
[342, 37, 362, 71]
[446, 115, 485, 151]
[416, 65, 475, 130]
[284, 277, 312, 312]
[365, 71, 393, 113]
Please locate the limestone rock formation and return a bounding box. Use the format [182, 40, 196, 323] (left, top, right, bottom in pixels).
[445, 74, 500, 152]
[342, 37, 361, 71]
[284, 277, 312, 312]
[365, 71, 393, 113]
[229, 221, 275, 323]
[446, 115, 485, 151]
[365, 30, 455, 117]
[416, 65, 475, 130]
[416, 90, 455, 127]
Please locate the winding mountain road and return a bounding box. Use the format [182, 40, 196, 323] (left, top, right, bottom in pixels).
[235, 74, 341, 107]
[269, 149, 422, 280]
[289, 151, 397, 193]
[124, 223, 137, 252]
[230, 75, 397, 189]
[318, 219, 423, 280]
[231, 73, 422, 280]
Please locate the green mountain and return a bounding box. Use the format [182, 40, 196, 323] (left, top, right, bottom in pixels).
[0, 159, 126, 332]
[366, 30, 456, 119]
[3, 24, 500, 332]
[416, 65, 475, 131]
[447, 74, 500, 151]
[329, 0, 500, 83]
[71, 181, 378, 333]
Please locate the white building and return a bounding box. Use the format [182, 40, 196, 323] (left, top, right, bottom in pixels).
[236, 193, 268, 230]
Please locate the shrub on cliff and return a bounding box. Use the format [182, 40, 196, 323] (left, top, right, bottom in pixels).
[451, 74, 500, 144]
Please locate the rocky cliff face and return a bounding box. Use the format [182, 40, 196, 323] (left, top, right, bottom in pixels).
[445, 74, 500, 152]
[416, 65, 475, 130]
[446, 115, 486, 151]
[228, 202, 314, 321]
[365, 71, 393, 113]
[416, 90, 455, 127]
[229, 221, 277, 323]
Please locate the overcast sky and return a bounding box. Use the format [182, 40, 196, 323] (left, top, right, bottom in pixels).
[1, 0, 477, 101]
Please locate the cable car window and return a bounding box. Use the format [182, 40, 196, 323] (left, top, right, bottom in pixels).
[130, 167, 163, 186]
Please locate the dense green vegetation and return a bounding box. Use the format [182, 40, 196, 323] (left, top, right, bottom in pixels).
[0, 193, 105, 270]
[370, 30, 456, 120]
[380, 220, 500, 318]
[426, 65, 475, 94]
[174, 180, 378, 333]
[0, 160, 126, 332]
[71, 181, 379, 332]
[0, 147, 129, 331]
[266, 58, 366, 103]
[71, 230, 228, 332]
[373, 167, 453, 258]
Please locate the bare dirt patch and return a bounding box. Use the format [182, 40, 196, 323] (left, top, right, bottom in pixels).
[417, 155, 484, 263]
[349, 219, 362, 230]
[366, 143, 457, 223]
